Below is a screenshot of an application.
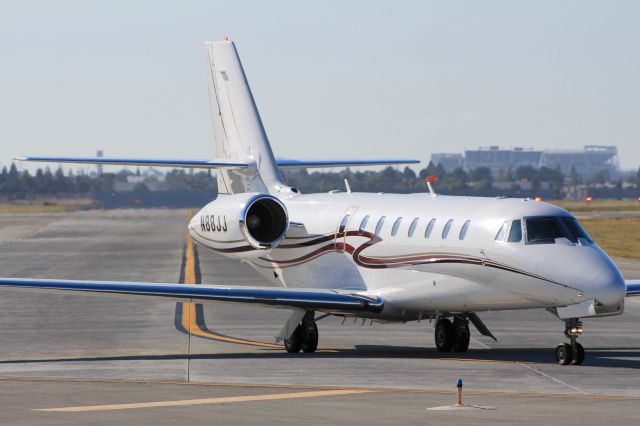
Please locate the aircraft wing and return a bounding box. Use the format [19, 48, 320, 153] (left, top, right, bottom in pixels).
[626, 280, 640, 297]
[0, 278, 383, 315]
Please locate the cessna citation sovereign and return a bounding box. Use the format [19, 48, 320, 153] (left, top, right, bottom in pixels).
[2, 39, 639, 366]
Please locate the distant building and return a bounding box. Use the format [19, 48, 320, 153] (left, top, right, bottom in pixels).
[430, 153, 464, 171]
[431, 145, 619, 181]
[464, 146, 541, 178]
[539, 146, 619, 180]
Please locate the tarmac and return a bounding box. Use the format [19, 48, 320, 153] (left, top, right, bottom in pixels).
[1, 209, 640, 425]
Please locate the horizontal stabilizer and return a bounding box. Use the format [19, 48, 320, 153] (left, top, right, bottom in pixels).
[0, 278, 383, 314]
[14, 156, 247, 169]
[15, 156, 419, 170]
[276, 158, 420, 169]
[626, 280, 640, 297]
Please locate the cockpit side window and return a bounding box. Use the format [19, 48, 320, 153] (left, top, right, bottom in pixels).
[495, 222, 507, 241]
[508, 219, 522, 243]
[525, 217, 569, 244]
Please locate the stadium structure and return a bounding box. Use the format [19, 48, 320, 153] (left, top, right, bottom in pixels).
[431, 145, 619, 181]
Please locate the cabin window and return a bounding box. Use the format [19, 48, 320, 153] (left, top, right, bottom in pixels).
[338, 214, 350, 233]
[391, 217, 403, 236]
[459, 220, 471, 240]
[508, 219, 522, 242]
[425, 218, 436, 238]
[495, 223, 507, 241]
[442, 219, 454, 239]
[375, 216, 386, 236]
[408, 218, 419, 237]
[359, 215, 370, 234]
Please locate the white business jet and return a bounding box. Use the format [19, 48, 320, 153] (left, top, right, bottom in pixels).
[3, 39, 639, 365]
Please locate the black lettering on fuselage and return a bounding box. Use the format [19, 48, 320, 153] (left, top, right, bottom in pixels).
[200, 214, 227, 233]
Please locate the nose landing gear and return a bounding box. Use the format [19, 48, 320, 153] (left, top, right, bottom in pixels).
[555, 318, 585, 365]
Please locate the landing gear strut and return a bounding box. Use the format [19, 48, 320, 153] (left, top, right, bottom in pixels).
[284, 312, 318, 353]
[555, 318, 585, 365]
[435, 316, 470, 352]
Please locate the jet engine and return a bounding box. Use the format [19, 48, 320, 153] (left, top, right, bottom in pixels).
[189, 193, 289, 257]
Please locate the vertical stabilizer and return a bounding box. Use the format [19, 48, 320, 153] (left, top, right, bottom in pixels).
[205, 39, 285, 195]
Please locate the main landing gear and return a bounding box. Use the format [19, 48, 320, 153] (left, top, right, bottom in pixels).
[284, 312, 319, 353]
[435, 316, 470, 352]
[555, 318, 585, 365]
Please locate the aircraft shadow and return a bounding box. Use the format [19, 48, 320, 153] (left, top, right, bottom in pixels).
[2, 346, 640, 369]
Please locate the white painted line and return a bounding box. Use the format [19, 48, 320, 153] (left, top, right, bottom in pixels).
[471, 337, 490, 349]
[517, 362, 588, 395]
[34, 389, 375, 412]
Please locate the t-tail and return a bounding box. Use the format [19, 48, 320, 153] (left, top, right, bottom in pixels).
[204, 40, 290, 196]
[14, 38, 420, 195]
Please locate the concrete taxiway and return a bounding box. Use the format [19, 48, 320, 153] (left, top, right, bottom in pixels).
[1, 209, 640, 425]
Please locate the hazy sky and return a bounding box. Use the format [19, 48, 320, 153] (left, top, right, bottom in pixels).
[1, 0, 639, 172]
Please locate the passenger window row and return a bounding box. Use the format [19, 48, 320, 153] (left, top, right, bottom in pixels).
[350, 215, 471, 241]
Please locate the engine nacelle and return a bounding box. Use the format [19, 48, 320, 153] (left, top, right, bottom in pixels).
[189, 193, 289, 257]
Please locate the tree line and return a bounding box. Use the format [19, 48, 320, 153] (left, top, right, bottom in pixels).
[1, 162, 639, 202]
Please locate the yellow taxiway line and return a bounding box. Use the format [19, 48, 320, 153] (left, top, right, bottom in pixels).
[179, 209, 282, 349]
[34, 389, 375, 412]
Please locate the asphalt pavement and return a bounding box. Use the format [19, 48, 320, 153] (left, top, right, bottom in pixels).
[1, 209, 639, 425]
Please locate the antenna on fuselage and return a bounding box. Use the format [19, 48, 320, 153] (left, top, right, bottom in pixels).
[425, 175, 438, 197]
[344, 179, 352, 194]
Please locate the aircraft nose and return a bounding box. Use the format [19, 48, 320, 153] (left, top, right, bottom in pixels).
[589, 253, 626, 306]
[595, 266, 626, 306]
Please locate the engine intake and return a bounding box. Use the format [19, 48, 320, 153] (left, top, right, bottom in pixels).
[190, 193, 289, 257]
[241, 195, 289, 248]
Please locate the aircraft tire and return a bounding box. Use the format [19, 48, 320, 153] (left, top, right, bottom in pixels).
[452, 319, 470, 352]
[301, 322, 319, 353]
[571, 343, 585, 365]
[435, 318, 455, 352]
[555, 343, 573, 365]
[285, 325, 304, 353]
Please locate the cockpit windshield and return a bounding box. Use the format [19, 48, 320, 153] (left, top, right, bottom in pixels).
[526, 217, 566, 243]
[524, 216, 594, 244]
[561, 217, 594, 243]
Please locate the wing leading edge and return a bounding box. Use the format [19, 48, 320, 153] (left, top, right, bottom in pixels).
[626, 280, 640, 297]
[0, 278, 383, 314]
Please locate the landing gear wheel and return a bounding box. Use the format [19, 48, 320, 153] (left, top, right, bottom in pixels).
[555, 343, 573, 365]
[452, 318, 470, 352]
[301, 321, 319, 353]
[284, 325, 303, 353]
[435, 318, 455, 352]
[571, 342, 585, 366]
